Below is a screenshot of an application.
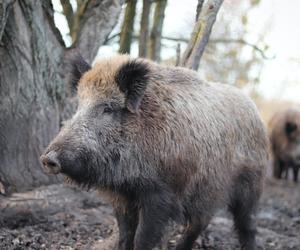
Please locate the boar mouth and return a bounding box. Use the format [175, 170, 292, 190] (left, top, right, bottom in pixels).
[44, 164, 61, 175]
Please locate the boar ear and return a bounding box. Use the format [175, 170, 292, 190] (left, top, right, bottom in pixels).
[115, 60, 150, 113]
[67, 53, 91, 95]
[285, 121, 297, 135]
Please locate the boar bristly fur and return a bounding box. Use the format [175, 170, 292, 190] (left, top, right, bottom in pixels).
[41, 54, 269, 250]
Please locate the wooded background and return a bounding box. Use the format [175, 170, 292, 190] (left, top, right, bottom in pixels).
[0, 0, 270, 193]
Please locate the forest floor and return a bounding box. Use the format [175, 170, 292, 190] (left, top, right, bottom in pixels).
[0, 177, 300, 250]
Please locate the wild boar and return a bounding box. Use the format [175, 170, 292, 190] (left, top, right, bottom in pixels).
[269, 108, 300, 182]
[40, 54, 269, 250]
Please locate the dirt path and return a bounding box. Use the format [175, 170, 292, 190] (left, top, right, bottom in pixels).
[0, 178, 299, 250]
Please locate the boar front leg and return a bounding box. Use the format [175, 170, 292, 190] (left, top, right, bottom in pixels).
[134, 190, 176, 250]
[175, 216, 212, 250]
[273, 158, 285, 179]
[115, 202, 139, 250]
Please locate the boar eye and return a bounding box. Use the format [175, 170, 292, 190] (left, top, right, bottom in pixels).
[103, 104, 114, 114]
[59, 120, 69, 128]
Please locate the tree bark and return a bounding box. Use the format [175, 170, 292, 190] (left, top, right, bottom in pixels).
[180, 0, 224, 70]
[0, 0, 14, 41]
[73, 0, 122, 63]
[0, 0, 121, 193]
[149, 0, 167, 62]
[119, 0, 137, 54]
[0, 0, 65, 193]
[138, 0, 152, 57]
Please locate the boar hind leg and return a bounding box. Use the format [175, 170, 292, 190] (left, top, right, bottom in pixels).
[134, 190, 177, 250]
[273, 159, 288, 179]
[273, 159, 285, 179]
[233, 208, 257, 250]
[293, 166, 299, 183]
[229, 171, 260, 250]
[115, 203, 139, 250]
[174, 217, 211, 250]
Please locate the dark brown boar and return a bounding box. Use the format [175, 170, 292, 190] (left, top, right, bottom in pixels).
[269, 108, 300, 182]
[40, 54, 269, 250]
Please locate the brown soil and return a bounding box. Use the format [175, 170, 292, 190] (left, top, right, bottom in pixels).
[0, 177, 299, 250]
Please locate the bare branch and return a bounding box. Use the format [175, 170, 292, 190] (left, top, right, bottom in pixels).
[209, 38, 274, 60]
[180, 0, 224, 70]
[106, 33, 189, 44]
[60, 0, 74, 32]
[104, 32, 121, 44]
[163, 36, 272, 60]
[71, 0, 90, 43]
[105, 32, 272, 60]
[161, 36, 189, 43]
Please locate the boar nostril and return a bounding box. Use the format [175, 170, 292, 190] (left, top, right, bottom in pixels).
[40, 152, 61, 173]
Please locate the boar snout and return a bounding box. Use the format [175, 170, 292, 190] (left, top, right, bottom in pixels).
[40, 151, 61, 174]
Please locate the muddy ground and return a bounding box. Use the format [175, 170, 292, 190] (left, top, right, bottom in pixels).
[0, 177, 299, 250]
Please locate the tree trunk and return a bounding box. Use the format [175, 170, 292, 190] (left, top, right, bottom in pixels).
[0, 0, 121, 193]
[149, 0, 167, 62]
[138, 0, 152, 57]
[0, 0, 65, 193]
[180, 0, 223, 70]
[119, 0, 137, 54]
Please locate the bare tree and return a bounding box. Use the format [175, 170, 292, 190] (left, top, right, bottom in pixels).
[0, 0, 122, 193]
[180, 0, 224, 70]
[119, 0, 137, 54]
[149, 0, 167, 62]
[138, 0, 152, 57]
